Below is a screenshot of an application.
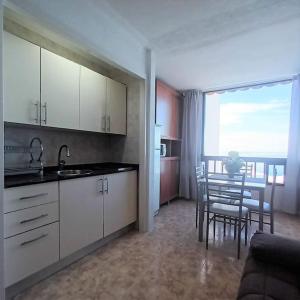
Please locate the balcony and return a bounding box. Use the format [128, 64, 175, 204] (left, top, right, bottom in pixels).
[202, 155, 287, 185]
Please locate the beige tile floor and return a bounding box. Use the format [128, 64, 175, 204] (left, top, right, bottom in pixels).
[14, 199, 300, 300]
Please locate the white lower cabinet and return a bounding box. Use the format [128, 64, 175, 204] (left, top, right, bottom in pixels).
[4, 182, 60, 287]
[4, 170, 137, 286]
[103, 171, 137, 237]
[60, 171, 137, 256]
[60, 176, 104, 259]
[4, 222, 59, 287]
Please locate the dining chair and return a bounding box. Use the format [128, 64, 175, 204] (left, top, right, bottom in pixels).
[205, 172, 248, 259]
[234, 167, 277, 234]
[225, 164, 254, 198]
[240, 164, 254, 178]
[195, 166, 205, 228]
[195, 166, 232, 228]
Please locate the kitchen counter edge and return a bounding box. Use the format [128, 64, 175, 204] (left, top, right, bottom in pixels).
[5, 163, 139, 189]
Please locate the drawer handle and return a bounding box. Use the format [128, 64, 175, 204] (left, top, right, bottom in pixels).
[19, 193, 48, 201]
[20, 214, 48, 224]
[20, 234, 48, 247]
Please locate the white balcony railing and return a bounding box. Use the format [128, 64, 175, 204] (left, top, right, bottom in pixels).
[202, 155, 287, 185]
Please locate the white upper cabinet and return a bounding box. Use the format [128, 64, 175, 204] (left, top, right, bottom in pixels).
[41, 49, 80, 130]
[106, 78, 127, 135]
[80, 67, 107, 132]
[3, 32, 40, 125]
[4, 32, 127, 135]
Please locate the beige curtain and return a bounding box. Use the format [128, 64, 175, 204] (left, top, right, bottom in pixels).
[179, 90, 203, 200]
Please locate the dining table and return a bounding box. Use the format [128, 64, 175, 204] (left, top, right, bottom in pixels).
[198, 176, 266, 242]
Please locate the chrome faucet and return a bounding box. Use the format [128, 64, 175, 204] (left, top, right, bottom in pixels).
[58, 145, 70, 170]
[29, 137, 44, 175]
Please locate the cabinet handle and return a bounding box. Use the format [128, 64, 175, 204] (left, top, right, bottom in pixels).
[104, 178, 108, 193]
[102, 116, 106, 131]
[19, 193, 48, 201]
[42, 102, 47, 125]
[20, 233, 48, 247]
[34, 101, 39, 124]
[20, 214, 48, 224]
[98, 178, 103, 194]
[107, 116, 110, 132]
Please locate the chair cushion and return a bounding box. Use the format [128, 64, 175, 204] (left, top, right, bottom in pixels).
[234, 199, 270, 212]
[210, 202, 248, 218]
[202, 194, 232, 204]
[226, 189, 252, 198]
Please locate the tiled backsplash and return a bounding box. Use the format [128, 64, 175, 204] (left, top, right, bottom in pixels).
[5, 125, 111, 168]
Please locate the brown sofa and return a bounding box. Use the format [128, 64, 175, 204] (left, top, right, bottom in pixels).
[237, 231, 300, 300]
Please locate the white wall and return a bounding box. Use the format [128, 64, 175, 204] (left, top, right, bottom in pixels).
[5, 0, 147, 78]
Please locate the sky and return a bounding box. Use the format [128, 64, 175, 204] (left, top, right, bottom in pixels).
[204, 82, 292, 158]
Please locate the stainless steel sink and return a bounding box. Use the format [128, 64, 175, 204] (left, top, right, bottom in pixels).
[56, 169, 93, 177]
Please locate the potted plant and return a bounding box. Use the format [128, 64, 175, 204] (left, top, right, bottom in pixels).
[222, 151, 245, 178]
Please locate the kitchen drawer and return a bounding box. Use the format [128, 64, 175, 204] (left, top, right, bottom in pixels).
[4, 202, 59, 238]
[4, 222, 59, 287]
[4, 182, 58, 213]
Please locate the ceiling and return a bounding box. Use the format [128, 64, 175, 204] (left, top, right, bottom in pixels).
[105, 0, 300, 90]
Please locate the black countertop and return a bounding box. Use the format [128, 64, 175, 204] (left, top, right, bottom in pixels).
[5, 162, 139, 188]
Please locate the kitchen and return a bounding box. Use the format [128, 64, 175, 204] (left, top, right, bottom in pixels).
[2, 1, 300, 299]
[2, 11, 148, 298]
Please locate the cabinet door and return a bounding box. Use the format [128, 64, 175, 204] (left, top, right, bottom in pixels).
[80, 67, 107, 132]
[160, 159, 170, 204]
[104, 171, 137, 237]
[3, 32, 40, 125]
[60, 176, 103, 258]
[41, 49, 80, 129]
[106, 78, 127, 135]
[160, 159, 179, 204]
[156, 82, 171, 138]
[156, 81, 181, 139]
[169, 159, 180, 199]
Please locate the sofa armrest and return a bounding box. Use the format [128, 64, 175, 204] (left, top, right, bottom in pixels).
[250, 231, 300, 270]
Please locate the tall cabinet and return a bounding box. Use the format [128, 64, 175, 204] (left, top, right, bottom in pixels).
[156, 80, 182, 205]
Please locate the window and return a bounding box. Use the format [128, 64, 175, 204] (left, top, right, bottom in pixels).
[204, 82, 292, 158]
